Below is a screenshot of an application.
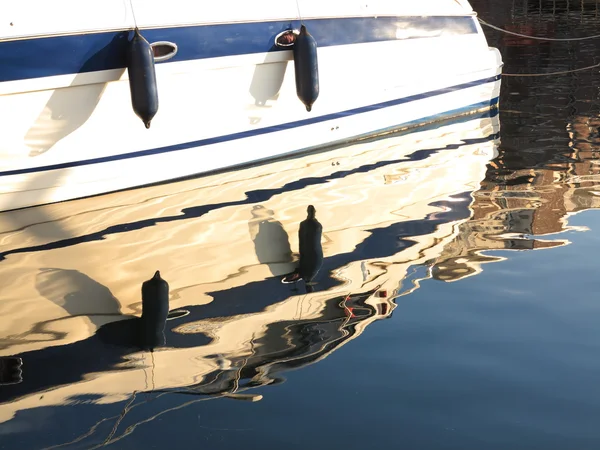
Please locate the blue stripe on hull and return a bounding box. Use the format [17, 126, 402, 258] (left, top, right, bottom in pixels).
[0, 74, 500, 178]
[0, 108, 499, 260]
[0, 16, 478, 83]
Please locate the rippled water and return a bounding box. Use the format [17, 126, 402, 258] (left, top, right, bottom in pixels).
[3, 3, 600, 449]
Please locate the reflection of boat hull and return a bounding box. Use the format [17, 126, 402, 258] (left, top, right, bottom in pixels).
[0, 112, 500, 428]
[0, 1, 502, 211]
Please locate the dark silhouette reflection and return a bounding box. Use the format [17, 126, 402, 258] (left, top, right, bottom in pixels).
[140, 271, 169, 350]
[248, 205, 294, 275]
[94, 270, 173, 351]
[0, 357, 23, 385]
[282, 205, 323, 285]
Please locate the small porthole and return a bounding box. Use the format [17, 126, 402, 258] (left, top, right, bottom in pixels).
[150, 41, 178, 63]
[274, 29, 298, 48]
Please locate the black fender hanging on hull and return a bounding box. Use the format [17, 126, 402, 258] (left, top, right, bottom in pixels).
[140, 270, 170, 350]
[293, 25, 319, 112]
[128, 29, 159, 129]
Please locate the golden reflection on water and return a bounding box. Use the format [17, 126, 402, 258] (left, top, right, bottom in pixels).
[0, 112, 500, 434]
[3, 103, 600, 445]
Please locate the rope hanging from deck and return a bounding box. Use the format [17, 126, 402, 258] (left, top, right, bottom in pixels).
[478, 17, 600, 77]
[478, 17, 600, 41]
[503, 62, 600, 77]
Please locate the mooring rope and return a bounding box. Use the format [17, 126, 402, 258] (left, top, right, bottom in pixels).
[478, 17, 600, 41]
[477, 17, 600, 77]
[503, 61, 600, 77]
[128, 0, 139, 31]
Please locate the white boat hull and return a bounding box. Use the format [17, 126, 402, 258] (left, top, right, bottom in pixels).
[0, 1, 503, 211]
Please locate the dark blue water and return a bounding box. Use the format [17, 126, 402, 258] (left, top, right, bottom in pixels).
[3, 2, 600, 449]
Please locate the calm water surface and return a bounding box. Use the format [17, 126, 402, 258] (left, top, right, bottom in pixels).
[2, 4, 600, 449]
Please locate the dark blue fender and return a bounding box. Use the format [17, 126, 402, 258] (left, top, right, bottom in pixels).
[293, 25, 320, 112]
[128, 29, 159, 128]
[140, 270, 169, 350]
